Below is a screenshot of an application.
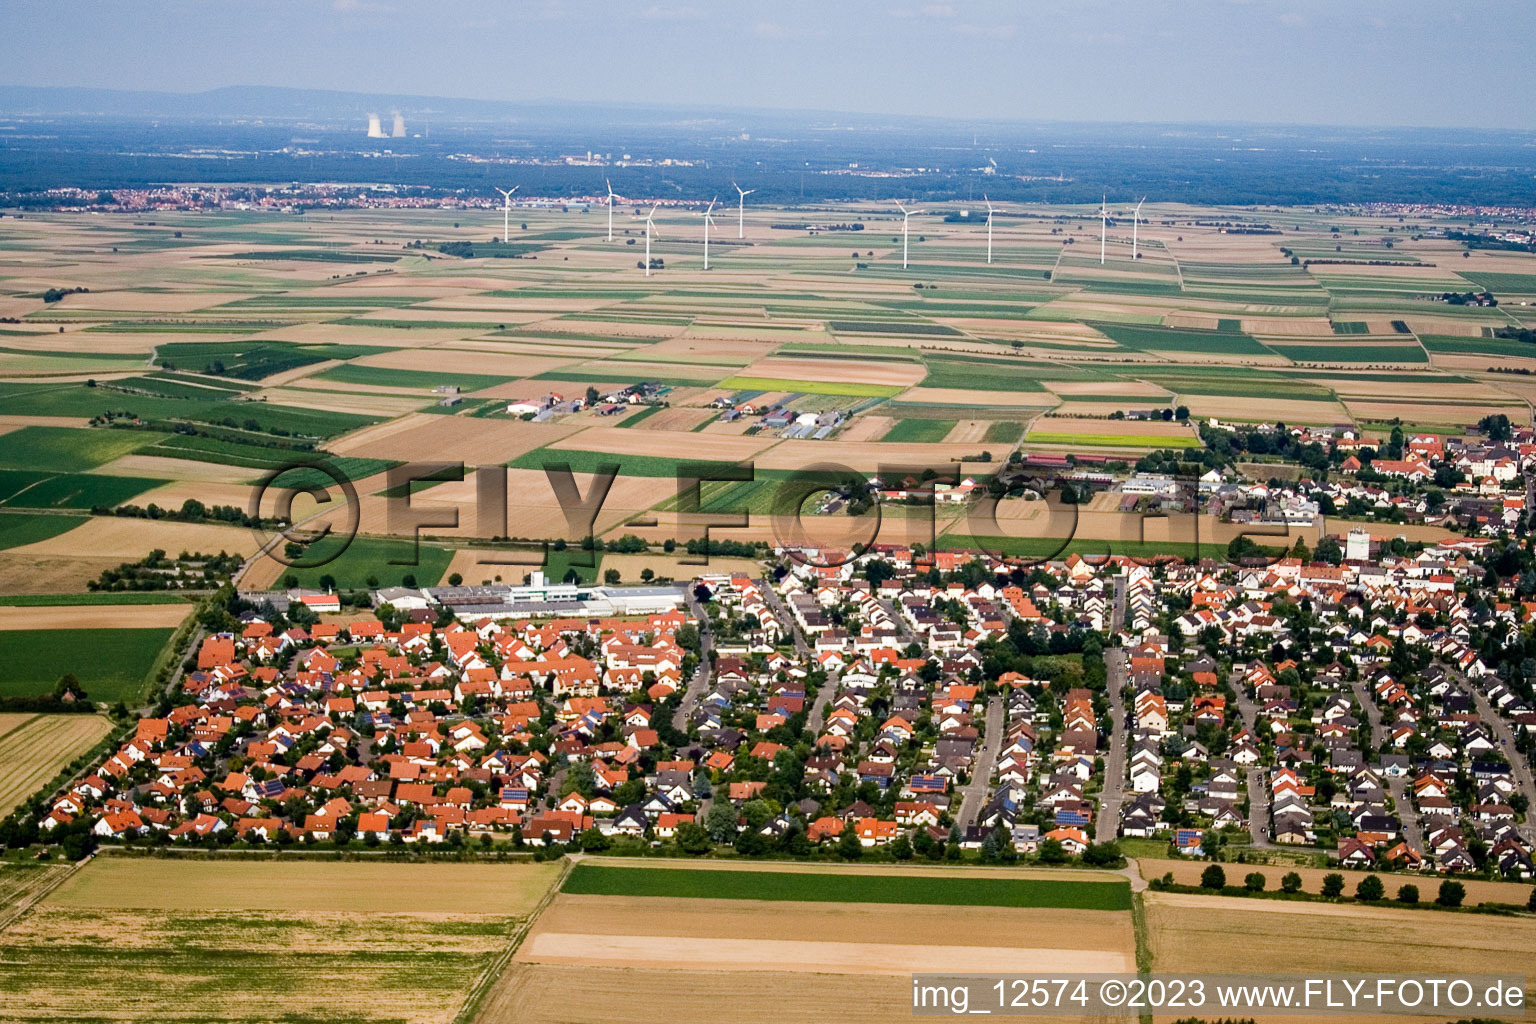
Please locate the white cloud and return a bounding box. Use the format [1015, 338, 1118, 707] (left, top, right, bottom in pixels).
[639, 4, 703, 20]
[922, 3, 956, 16]
[752, 21, 788, 40]
[1277, 11, 1308, 28]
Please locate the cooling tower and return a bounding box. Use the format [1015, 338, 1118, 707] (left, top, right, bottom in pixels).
[366, 113, 385, 138]
[392, 112, 406, 138]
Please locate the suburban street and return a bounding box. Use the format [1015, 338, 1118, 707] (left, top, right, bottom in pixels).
[1452, 667, 1536, 845]
[957, 697, 1004, 830]
[1229, 669, 1275, 848]
[670, 587, 714, 732]
[1095, 647, 1128, 843]
[1353, 678, 1423, 853]
[757, 578, 811, 657]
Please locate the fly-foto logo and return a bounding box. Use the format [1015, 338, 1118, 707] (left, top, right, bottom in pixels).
[246, 457, 1308, 571]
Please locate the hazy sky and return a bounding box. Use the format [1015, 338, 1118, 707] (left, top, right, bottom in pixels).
[6, 0, 1535, 129]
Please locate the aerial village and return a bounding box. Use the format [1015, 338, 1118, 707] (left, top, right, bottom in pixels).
[15, 418, 1536, 887]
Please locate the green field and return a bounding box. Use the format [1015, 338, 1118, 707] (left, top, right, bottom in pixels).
[1095, 322, 1272, 357]
[1421, 335, 1536, 359]
[881, 419, 956, 442]
[275, 535, 457, 591]
[717, 375, 905, 398]
[0, 427, 162, 473]
[562, 863, 1131, 910]
[0, 470, 166, 510]
[0, 627, 174, 702]
[312, 363, 513, 392]
[154, 341, 377, 381]
[0, 512, 89, 551]
[1264, 341, 1427, 364]
[941, 533, 1208, 562]
[921, 357, 1055, 393]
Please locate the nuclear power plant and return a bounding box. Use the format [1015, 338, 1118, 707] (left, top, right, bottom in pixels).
[366, 112, 385, 138]
[392, 112, 406, 138]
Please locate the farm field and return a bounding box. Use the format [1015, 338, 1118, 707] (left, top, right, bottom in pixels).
[0, 200, 1532, 593]
[0, 857, 566, 1024]
[1142, 890, 1536, 1023]
[483, 859, 1135, 1024]
[0, 713, 115, 816]
[0, 627, 175, 702]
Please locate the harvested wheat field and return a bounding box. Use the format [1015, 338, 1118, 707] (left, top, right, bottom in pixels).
[0, 604, 189, 631]
[942, 419, 992, 443]
[594, 552, 761, 582]
[482, 963, 1086, 1024]
[550, 425, 777, 462]
[332, 413, 579, 462]
[1143, 890, 1536, 1024]
[352, 347, 574, 377]
[834, 414, 895, 442]
[738, 355, 926, 387]
[898, 386, 1056, 406]
[10, 517, 258, 559]
[0, 714, 114, 816]
[0, 857, 565, 1024]
[0, 554, 124, 595]
[629, 407, 717, 431]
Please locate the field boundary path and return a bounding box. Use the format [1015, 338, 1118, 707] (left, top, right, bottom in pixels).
[459, 855, 574, 1024]
[1096, 647, 1128, 843]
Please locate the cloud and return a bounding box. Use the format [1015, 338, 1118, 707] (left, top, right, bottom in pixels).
[639, 4, 702, 19]
[1277, 11, 1308, 28]
[333, 0, 394, 11]
[954, 22, 1015, 38]
[922, 3, 956, 16]
[752, 21, 788, 40]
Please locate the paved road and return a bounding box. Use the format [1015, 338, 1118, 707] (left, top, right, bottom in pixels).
[1452, 666, 1536, 845]
[1351, 679, 1386, 750]
[1229, 670, 1276, 848]
[1095, 648, 1128, 843]
[1111, 574, 1127, 632]
[806, 671, 838, 734]
[957, 698, 1005, 830]
[1388, 776, 1424, 854]
[880, 597, 916, 642]
[670, 590, 715, 732]
[758, 578, 811, 657]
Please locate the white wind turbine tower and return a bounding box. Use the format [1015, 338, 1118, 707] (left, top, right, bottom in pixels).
[644, 204, 660, 277]
[984, 194, 995, 265]
[1132, 196, 1146, 260]
[1099, 194, 1107, 265]
[702, 196, 718, 270]
[732, 181, 755, 239]
[605, 179, 623, 242]
[495, 186, 518, 243]
[894, 199, 918, 270]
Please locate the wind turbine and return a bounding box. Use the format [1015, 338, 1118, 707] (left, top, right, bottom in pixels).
[644, 204, 660, 277]
[1099, 194, 1107, 265]
[702, 196, 718, 270]
[605, 179, 623, 242]
[894, 199, 918, 270]
[495, 186, 518, 243]
[732, 181, 755, 239]
[984, 194, 995, 265]
[1132, 196, 1146, 260]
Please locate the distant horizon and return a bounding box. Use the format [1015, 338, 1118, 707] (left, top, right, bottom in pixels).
[2, 82, 1533, 139]
[3, 1, 1535, 131]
